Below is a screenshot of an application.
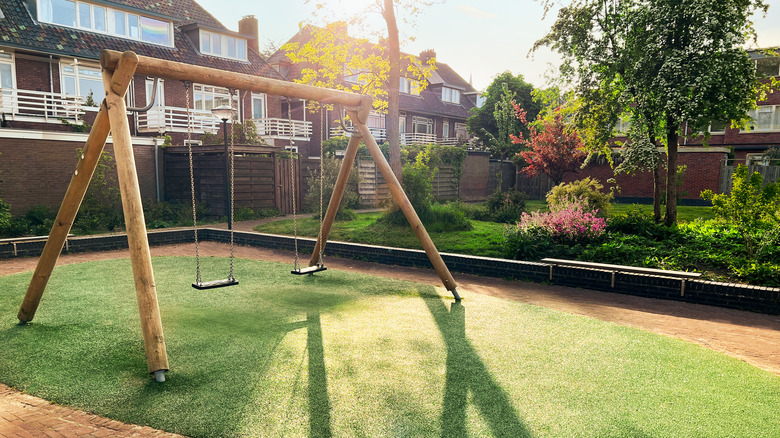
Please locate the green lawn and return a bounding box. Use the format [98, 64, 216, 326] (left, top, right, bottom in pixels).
[258, 212, 507, 258]
[1, 257, 778, 437]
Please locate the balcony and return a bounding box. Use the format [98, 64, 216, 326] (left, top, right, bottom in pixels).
[252, 117, 312, 141]
[136, 106, 220, 134]
[329, 126, 467, 146]
[0, 88, 90, 123]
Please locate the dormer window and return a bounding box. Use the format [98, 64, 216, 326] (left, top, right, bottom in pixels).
[200, 31, 248, 61]
[36, 0, 173, 47]
[400, 77, 421, 95]
[442, 87, 460, 104]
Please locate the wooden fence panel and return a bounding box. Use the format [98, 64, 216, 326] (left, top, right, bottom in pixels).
[357, 159, 389, 207]
[432, 165, 458, 201]
[515, 172, 555, 200]
[719, 165, 780, 193]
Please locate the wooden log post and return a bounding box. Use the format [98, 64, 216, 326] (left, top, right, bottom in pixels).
[309, 133, 362, 267]
[17, 53, 140, 323]
[350, 112, 460, 300]
[103, 53, 169, 377]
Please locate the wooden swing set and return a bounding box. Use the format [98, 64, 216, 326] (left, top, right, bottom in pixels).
[15, 50, 460, 382]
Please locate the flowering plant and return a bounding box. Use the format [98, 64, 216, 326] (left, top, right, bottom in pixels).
[515, 197, 607, 244]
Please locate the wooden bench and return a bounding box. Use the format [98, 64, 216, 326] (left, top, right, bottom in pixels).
[0, 235, 74, 257]
[541, 258, 701, 296]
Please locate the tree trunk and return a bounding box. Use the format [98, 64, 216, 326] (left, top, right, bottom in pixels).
[664, 127, 679, 226]
[383, 0, 402, 183]
[653, 159, 663, 223]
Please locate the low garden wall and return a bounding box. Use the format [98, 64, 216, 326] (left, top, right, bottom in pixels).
[2, 228, 778, 315]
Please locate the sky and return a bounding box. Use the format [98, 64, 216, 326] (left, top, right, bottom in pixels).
[195, 0, 780, 91]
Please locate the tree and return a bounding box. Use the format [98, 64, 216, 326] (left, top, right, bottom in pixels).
[467, 71, 539, 156]
[536, 0, 767, 226]
[297, 0, 440, 182]
[512, 106, 586, 185]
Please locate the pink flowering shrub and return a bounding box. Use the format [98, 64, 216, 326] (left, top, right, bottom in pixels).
[516, 197, 607, 244]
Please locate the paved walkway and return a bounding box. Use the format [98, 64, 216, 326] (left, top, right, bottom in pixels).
[0, 384, 183, 437]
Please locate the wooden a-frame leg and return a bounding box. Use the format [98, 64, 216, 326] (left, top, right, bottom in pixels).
[351, 118, 460, 300]
[18, 52, 139, 323]
[309, 133, 362, 267]
[17, 106, 112, 322]
[104, 69, 169, 377]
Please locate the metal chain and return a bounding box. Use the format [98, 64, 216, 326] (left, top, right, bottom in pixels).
[289, 98, 300, 272]
[184, 81, 201, 285]
[317, 106, 325, 267]
[228, 89, 236, 281]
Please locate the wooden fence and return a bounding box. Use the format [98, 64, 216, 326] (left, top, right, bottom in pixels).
[356, 160, 459, 206]
[515, 172, 556, 200]
[164, 145, 313, 215]
[719, 164, 780, 193]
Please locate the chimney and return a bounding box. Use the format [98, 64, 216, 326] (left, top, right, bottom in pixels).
[239, 15, 259, 53]
[420, 49, 436, 63]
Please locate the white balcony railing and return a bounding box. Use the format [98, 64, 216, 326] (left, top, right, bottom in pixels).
[253, 117, 312, 141]
[137, 106, 220, 134]
[0, 88, 89, 123]
[328, 126, 470, 146]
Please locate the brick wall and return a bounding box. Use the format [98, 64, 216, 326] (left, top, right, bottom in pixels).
[0, 136, 158, 215]
[564, 148, 728, 200]
[14, 57, 54, 93]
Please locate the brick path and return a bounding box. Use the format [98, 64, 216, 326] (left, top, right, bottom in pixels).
[0, 384, 184, 437]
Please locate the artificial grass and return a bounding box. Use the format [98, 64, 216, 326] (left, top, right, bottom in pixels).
[1, 257, 778, 437]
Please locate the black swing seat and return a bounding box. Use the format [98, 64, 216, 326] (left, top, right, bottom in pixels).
[291, 265, 327, 275]
[192, 277, 239, 290]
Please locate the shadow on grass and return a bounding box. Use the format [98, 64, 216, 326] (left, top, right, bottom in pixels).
[307, 310, 332, 438]
[424, 297, 531, 438]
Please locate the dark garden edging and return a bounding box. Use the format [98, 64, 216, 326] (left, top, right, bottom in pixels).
[2, 228, 778, 315]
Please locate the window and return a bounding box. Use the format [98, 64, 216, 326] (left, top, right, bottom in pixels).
[748, 106, 780, 131]
[399, 77, 421, 95]
[442, 120, 449, 138]
[0, 53, 15, 112]
[455, 122, 468, 139]
[145, 78, 164, 108]
[251, 93, 266, 119]
[756, 57, 780, 77]
[38, 0, 171, 46]
[710, 120, 728, 133]
[367, 112, 385, 130]
[399, 113, 406, 133]
[200, 31, 248, 61]
[193, 84, 236, 112]
[61, 61, 102, 101]
[413, 116, 433, 134]
[442, 87, 460, 104]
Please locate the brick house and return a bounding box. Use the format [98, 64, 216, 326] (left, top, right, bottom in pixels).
[563, 49, 780, 203]
[0, 0, 317, 215]
[267, 26, 480, 159]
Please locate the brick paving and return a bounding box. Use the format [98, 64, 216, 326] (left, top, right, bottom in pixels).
[0, 384, 185, 437]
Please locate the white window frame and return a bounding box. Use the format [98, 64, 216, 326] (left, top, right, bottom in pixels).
[441, 87, 460, 104]
[0, 52, 17, 113]
[442, 119, 449, 138]
[747, 105, 780, 132]
[59, 59, 102, 101]
[199, 30, 248, 61]
[37, 0, 173, 47]
[251, 93, 267, 119]
[413, 116, 433, 135]
[193, 83, 238, 114]
[454, 122, 468, 139]
[145, 77, 164, 108]
[400, 77, 421, 95]
[755, 57, 780, 78]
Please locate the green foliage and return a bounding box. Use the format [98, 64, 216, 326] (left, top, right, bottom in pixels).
[304, 156, 361, 219]
[537, 0, 767, 226]
[467, 71, 539, 156]
[484, 189, 527, 223]
[60, 118, 90, 133]
[702, 164, 780, 257]
[72, 149, 123, 234]
[546, 178, 613, 217]
[83, 90, 98, 107]
[201, 120, 267, 146]
[322, 136, 350, 158]
[0, 151, 9, 231]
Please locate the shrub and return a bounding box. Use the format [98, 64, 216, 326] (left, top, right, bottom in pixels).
[606, 206, 676, 240]
[518, 197, 607, 244]
[485, 188, 526, 223]
[304, 156, 361, 219]
[546, 177, 613, 217]
[702, 164, 780, 257]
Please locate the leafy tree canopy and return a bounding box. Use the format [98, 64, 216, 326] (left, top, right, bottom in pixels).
[467, 71, 539, 156]
[535, 0, 768, 225]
